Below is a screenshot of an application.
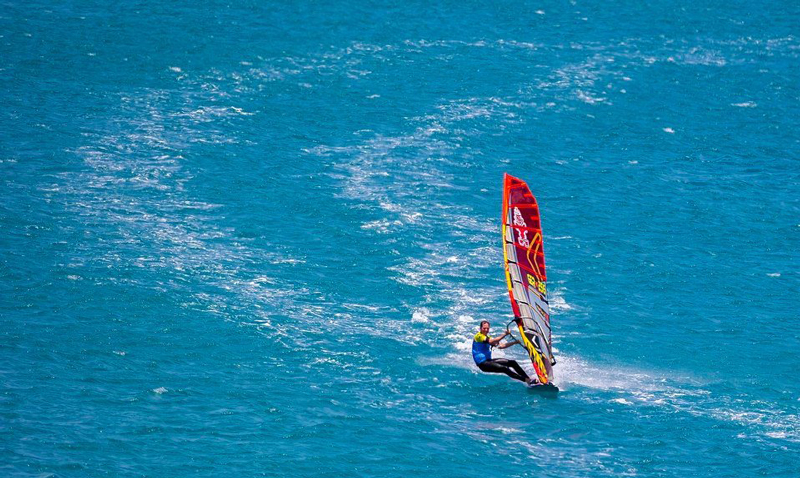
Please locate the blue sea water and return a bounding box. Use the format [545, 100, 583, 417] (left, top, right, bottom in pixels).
[2, 1, 799, 476]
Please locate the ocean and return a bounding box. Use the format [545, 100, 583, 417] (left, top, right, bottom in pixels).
[2, 1, 799, 476]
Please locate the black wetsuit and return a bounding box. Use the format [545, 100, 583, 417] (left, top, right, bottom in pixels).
[477, 358, 530, 383]
[472, 332, 530, 383]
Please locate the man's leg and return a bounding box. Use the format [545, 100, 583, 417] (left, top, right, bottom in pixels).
[505, 359, 531, 381]
[478, 359, 527, 382]
[492, 358, 531, 381]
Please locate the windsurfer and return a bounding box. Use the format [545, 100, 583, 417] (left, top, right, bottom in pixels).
[472, 320, 537, 385]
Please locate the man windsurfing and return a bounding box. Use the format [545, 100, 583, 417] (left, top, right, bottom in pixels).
[472, 320, 538, 385]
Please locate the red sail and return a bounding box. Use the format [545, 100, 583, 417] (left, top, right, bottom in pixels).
[502, 173, 554, 383]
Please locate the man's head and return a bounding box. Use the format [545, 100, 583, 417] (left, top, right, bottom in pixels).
[479, 320, 490, 335]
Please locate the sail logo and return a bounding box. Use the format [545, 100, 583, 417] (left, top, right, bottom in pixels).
[528, 274, 547, 295]
[513, 207, 530, 247]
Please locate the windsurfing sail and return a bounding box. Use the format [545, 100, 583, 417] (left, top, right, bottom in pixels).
[502, 173, 556, 384]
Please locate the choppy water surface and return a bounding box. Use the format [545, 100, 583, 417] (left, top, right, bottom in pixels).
[2, 1, 799, 476]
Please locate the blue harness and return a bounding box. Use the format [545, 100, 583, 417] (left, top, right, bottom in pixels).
[472, 333, 492, 364]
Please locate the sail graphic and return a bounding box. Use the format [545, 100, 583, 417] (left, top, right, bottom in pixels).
[502, 173, 555, 384]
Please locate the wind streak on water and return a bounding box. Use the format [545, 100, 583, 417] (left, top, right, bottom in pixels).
[59, 88, 319, 344]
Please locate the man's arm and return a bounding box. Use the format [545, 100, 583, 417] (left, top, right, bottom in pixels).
[487, 331, 510, 346]
[497, 340, 520, 349]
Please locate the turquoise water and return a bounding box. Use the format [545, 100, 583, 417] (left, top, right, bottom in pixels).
[2, 1, 799, 476]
